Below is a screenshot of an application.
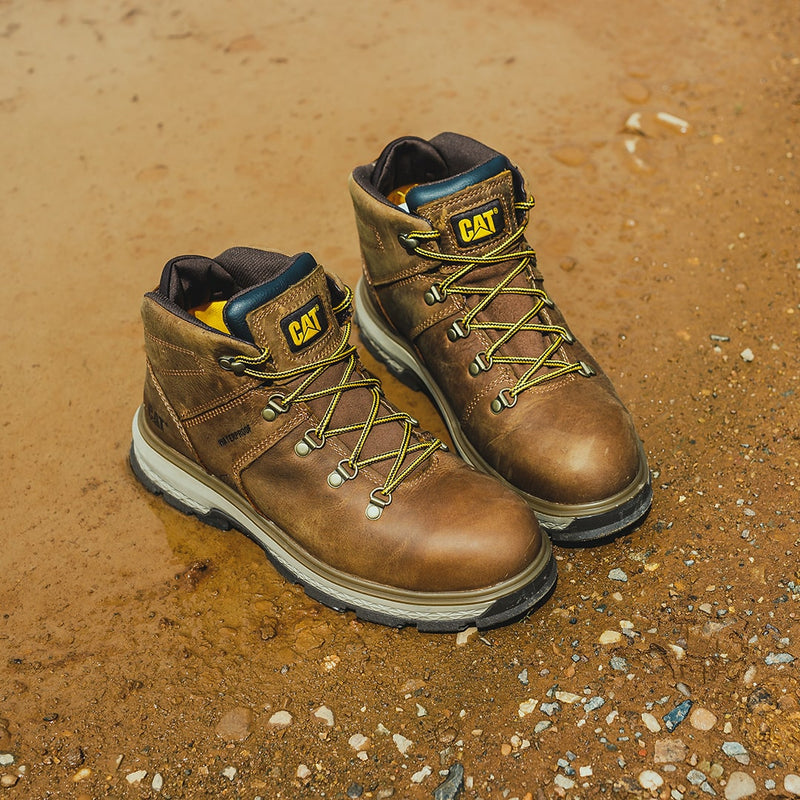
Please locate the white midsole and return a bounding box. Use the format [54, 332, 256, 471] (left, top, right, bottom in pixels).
[131, 408, 510, 622]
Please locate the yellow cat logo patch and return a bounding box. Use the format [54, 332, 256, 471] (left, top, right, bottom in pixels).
[280, 296, 328, 352]
[451, 200, 506, 248]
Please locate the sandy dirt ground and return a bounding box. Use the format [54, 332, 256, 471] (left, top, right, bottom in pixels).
[2, 1, 799, 798]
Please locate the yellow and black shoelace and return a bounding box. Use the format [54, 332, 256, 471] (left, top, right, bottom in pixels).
[219, 289, 442, 520]
[399, 197, 595, 413]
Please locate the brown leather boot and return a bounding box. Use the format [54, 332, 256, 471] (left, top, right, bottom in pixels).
[129, 247, 555, 630]
[349, 133, 652, 543]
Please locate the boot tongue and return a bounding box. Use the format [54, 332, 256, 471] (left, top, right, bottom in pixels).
[406, 155, 521, 256]
[221, 250, 340, 369]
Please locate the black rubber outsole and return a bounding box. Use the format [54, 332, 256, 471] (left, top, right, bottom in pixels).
[129, 443, 557, 633]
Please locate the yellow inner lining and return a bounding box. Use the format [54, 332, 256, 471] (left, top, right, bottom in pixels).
[190, 300, 229, 334]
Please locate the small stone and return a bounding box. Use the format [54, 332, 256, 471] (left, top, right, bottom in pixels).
[654, 738, 688, 764]
[740, 348, 755, 362]
[500, 743, 512, 756]
[151, 772, 163, 792]
[540, 702, 561, 716]
[411, 765, 432, 784]
[268, 710, 293, 728]
[313, 705, 334, 726]
[690, 708, 718, 731]
[0, 775, 18, 788]
[215, 707, 254, 742]
[126, 770, 147, 784]
[347, 783, 364, 798]
[559, 257, 577, 272]
[518, 668, 529, 685]
[0, 756, 12, 767]
[555, 691, 581, 705]
[416, 703, 427, 717]
[765, 652, 794, 665]
[580, 765, 593, 777]
[348, 733, 370, 752]
[610, 656, 629, 671]
[434, 762, 464, 800]
[784, 774, 800, 795]
[585, 697, 605, 712]
[534, 720, 551, 734]
[72, 767, 92, 782]
[518, 699, 538, 717]
[554, 774, 575, 789]
[724, 771, 757, 799]
[722, 742, 747, 757]
[599, 630, 623, 645]
[297, 764, 311, 780]
[687, 769, 707, 785]
[455, 627, 477, 646]
[642, 712, 662, 733]
[743, 665, 757, 685]
[608, 568, 628, 582]
[639, 770, 664, 791]
[393, 733, 413, 755]
[221, 766, 237, 781]
[663, 699, 693, 731]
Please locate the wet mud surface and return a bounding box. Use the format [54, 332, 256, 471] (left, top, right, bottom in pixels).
[2, 1, 799, 797]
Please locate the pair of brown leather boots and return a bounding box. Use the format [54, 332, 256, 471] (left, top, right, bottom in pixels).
[129, 133, 651, 632]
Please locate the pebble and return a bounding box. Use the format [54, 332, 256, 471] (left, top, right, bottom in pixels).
[434, 763, 464, 800]
[638, 770, 664, 791]
[555, 691, 581, 705]
[0, 775, 18, 788]
[126, 770, 147, 784]
[0, 755, 12, 767]
[297, 764, 311, 779]
[642, 712, 662, 733]
[215, 707, 253, 741]
[393, 733, 413, 755]
[348, 733, 370, 752]
[347, 783, 364, 798]
[599, 630, 623, 645]
[785, 774, 800, 795]
[518, 699, 538, 717]
[268, 710, 293, 728]
[608, 568, 628, 582]
[690, 707, 717, 731]
[152, 772, 163, 792]
[518, 668, 529, 685]
[663, 699, 693, 731]
[455, 627, 477, 646]
[725, 771, 757, 799]
[765, 652, 794, 665]
[313, 705, 334, 726]
[411, 765, 432, 784]
[721, 742, 747, 757]
[585, 697, 605, 712]
[554, 774, 575, 789]
[740, 348, 755, 362]
[688, 769, 707, 785]
[534, 721, 551, 734]
[654, 739, 688, 764]
[221, 766, 237, 781]
[541, 702, 561, 716]
[610, 656, 629, 671]
[71, 767, 92, 782]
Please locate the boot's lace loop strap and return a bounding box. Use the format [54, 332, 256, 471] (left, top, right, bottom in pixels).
[403, 197, 591, 405]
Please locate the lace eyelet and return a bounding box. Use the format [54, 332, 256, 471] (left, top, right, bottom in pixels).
[491, 388, 517, 414]
[261, 393, 288, 421]
[365, 488, 392, 520]
[578, 360, 596, 377]
[218, 356, 247, 376]
[424, 284, 445, 305]
[447, 320, 469, 341]
[295, 429, 325, 457]
[327, 460, 359, 488]
[398, 233, 421, 253]
[468, 352, 492, 376]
